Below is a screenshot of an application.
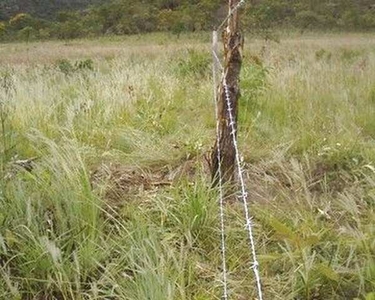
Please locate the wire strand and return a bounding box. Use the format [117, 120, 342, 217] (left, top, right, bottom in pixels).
[217, 0, 246, 31]
[222, 77, 263, 300]
[212, 1, 263, 299]
[212, 30, 229, 300]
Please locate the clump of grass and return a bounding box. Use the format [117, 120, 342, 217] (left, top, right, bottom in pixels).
[173, 49, 211, 79]
[339, 48, 365, 63]
[315, 48, 332, 61]
[57, 58, 95, 75]
[75, 58, 94, 71]
[0, 70, 17, 185]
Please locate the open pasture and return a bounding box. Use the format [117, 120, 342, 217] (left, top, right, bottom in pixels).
[1, 33, 375, 299]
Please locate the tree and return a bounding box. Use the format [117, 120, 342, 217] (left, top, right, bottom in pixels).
[9, 13, 34, 30]
[2, 0, 375, 41]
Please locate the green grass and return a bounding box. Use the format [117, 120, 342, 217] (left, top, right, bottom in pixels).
[1, 33, 375, 299]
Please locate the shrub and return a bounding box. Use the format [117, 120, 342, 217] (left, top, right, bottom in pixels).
[56, 21, 83, 39]
[38, 28, 51, 40]
[295, 11, 325, 30]
[17, 26, 36, 41]
[0, 22, 6, 38]
[360, 12, 375, 29]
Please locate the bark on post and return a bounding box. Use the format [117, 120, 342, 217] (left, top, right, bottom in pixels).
[211, 0, 243, 188]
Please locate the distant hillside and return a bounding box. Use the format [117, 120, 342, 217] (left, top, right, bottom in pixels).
[0, 0, 103, 20]
[0, 0, 374, 41]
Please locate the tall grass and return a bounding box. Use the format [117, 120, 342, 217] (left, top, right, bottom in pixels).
[0, 33, 375, 299]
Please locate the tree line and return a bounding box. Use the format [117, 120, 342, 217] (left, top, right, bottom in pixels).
[0, 0, 374, 41]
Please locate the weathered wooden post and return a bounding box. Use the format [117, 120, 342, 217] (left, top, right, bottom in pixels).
[212, 0, 244, 187]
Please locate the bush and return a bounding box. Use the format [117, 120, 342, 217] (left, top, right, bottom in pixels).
[360, 12, 375, 29]
[171, 21, 185, 38]
[56, 21, 83, 39]
[295, 11, 325, 30]
[0, 22, 6, 40]
[340, 10, 360, 28]
[17, 26, 36, 41]
[38, 28, 51, 39]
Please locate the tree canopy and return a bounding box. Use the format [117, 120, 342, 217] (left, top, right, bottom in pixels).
[0, 0, 374, 41]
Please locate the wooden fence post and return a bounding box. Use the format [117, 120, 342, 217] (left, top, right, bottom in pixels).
[212, 0, 244, 188]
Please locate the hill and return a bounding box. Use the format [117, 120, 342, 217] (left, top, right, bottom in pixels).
[0, 0, 374, 41]
[0, 0, 103, 20]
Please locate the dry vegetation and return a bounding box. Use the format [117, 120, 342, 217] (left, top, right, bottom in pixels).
[1, 32, 375, 299]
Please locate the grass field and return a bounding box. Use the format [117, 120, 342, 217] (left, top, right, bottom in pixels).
[1, 32, 375, 299]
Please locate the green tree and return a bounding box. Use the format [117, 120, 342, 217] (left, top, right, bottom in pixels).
[1, 0, 375, 40]
[9, 13, 34, 30]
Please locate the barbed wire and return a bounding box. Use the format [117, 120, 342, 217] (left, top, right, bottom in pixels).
[222, 76, 263, 300]
[212, 30, 229, 300]
[211, 1, 263, 299]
